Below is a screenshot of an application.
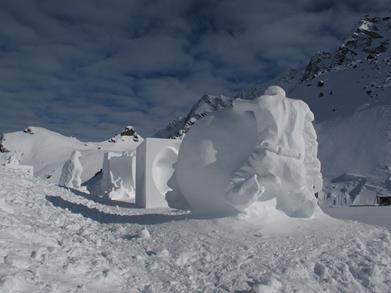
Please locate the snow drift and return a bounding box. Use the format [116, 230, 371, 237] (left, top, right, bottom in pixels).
[167, 86, 323, 217]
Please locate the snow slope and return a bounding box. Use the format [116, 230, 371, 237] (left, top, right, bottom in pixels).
[1, 166, 391, 292]
[0, 126, 142, 184]
[317, 105, 391, 178]
[316, 105, 391, 205]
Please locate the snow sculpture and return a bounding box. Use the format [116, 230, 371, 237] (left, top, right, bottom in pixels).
[136, 138, 181, 208]
[101, 151, 136, 202]
[167, 86, 323, 218]
[59, 150, 83, 189]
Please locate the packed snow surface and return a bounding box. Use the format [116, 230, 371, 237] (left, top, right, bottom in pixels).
[169, 86, 322, 217]
[1, 166, 391, 292]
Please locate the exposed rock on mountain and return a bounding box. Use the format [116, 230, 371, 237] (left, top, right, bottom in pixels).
[155, 95, 232, 138]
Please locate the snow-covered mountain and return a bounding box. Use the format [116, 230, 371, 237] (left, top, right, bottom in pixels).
[156, 15, 391, 205]
[155, 94, 233, 139]
[0, 126, 142, 184]
[158, 15, 391, 137]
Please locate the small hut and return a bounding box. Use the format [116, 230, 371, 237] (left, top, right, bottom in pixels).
[376, 195, 391, 206]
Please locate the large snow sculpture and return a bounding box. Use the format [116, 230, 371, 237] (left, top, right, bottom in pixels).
[167, 86, 322, 218]
[59, 150, 83, 189]
[136, 138, 181, 208]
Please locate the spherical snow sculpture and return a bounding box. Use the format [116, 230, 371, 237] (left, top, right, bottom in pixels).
[167, 108, 258, 215]
[167, 86, 323, 218]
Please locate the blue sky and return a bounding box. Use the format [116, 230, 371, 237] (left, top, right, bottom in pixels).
[0, 0, 390, 140]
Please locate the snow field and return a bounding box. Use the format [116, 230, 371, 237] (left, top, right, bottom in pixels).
[1, 167, 391, 292]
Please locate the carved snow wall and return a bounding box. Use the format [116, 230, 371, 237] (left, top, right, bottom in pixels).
[136, 138, 181, 208]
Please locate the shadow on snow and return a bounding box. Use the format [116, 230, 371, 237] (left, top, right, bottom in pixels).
[45, 195, 190, 225]
[65, 187, 137, 208]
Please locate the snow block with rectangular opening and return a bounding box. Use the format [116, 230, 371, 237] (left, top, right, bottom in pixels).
[101, 151, 136, 202]
[136, 138, 181, 208]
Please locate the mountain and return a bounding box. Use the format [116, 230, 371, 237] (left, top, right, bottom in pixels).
[156, 15, 391, 204]
[0, 126, 142, 184]
[157, 16, 391, 138]
[155, 94, 233, 139]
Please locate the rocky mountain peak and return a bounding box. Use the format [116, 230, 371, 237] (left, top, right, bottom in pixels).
[109, 126, 140, 143]
[302, 15, 390, 81]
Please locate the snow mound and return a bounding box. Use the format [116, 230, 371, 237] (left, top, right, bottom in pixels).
[168, 86, 322, 218]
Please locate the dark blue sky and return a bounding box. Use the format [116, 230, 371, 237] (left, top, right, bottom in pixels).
[0, 0, 389, 140]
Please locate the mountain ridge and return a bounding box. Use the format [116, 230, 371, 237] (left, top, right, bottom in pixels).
[156, 15, 391, 138]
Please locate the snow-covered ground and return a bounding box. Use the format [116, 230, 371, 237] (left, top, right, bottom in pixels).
[1, 166, 391, 292]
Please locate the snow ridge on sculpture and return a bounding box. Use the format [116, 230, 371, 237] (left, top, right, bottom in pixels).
[167, 86, 323, 218]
